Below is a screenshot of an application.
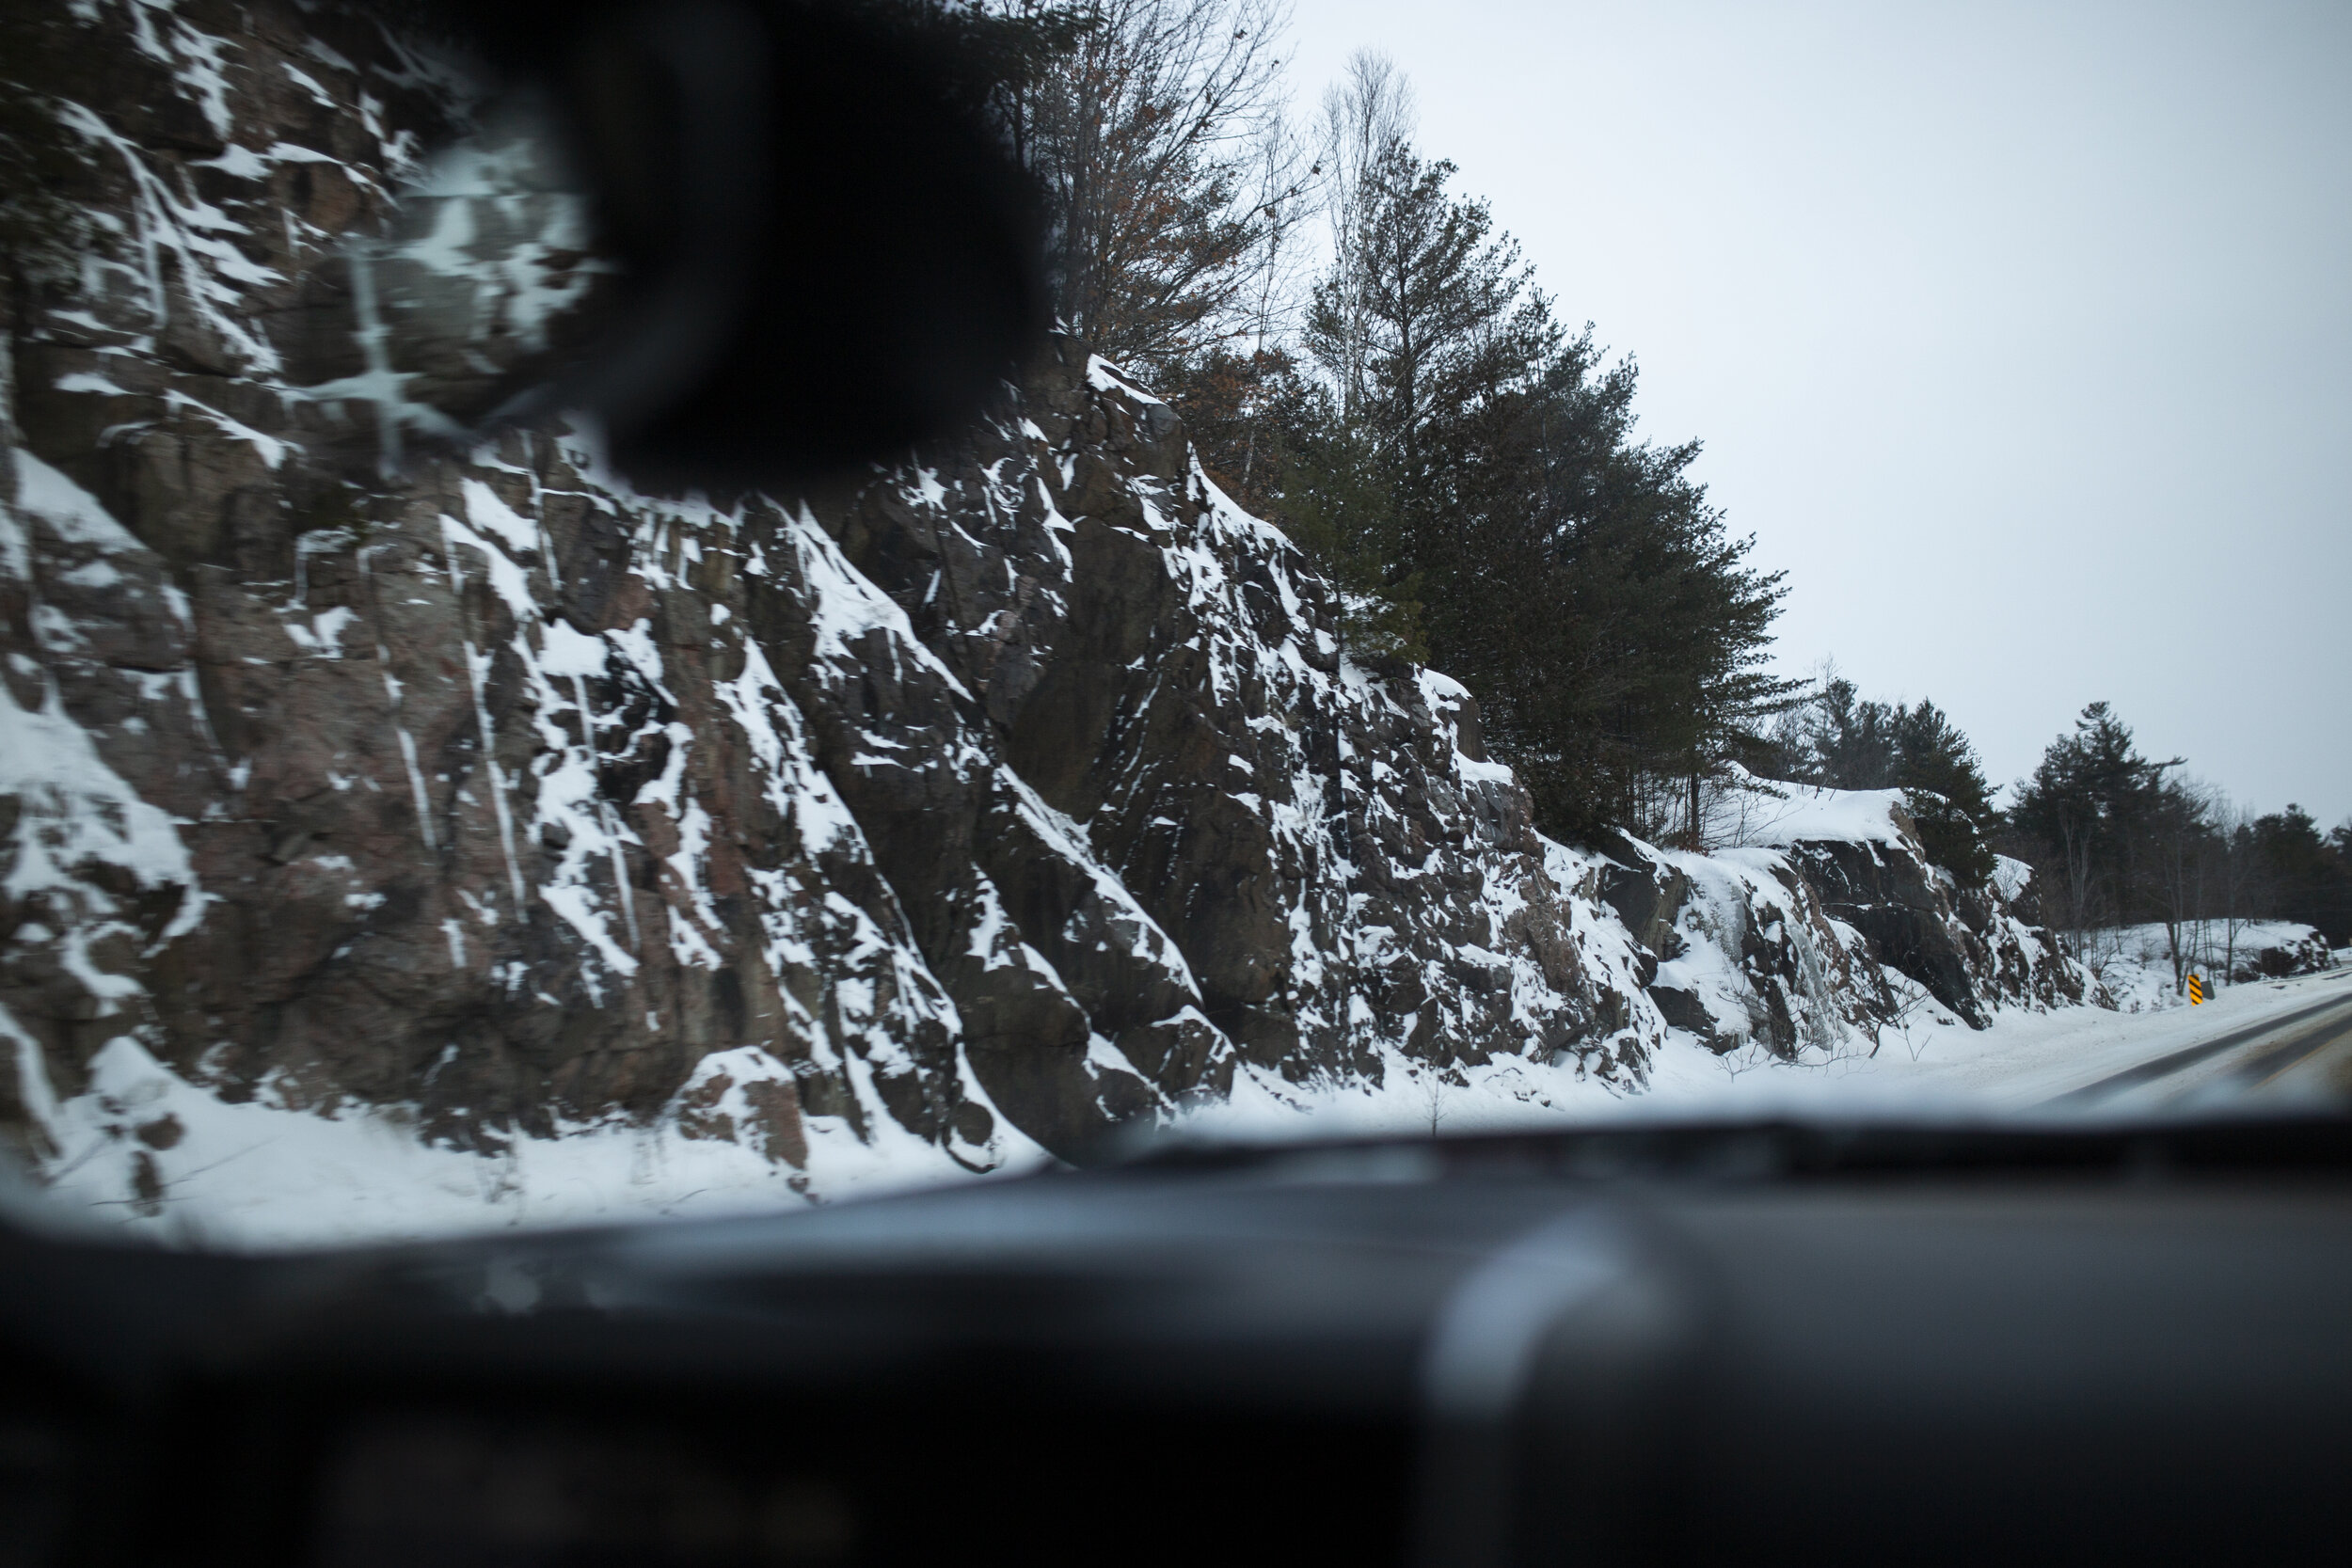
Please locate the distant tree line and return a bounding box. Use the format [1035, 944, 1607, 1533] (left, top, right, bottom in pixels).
[1768, 676, 2350, 983]
[2003, 702, 2351, 980]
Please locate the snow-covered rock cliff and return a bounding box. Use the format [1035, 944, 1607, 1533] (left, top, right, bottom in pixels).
[0, 1, 2098, 1242]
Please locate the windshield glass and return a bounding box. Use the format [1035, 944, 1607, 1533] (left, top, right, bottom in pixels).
[1, 0, 2344, 1252]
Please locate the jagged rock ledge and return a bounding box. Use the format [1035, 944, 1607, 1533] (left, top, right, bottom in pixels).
[0, 0, 2100, 1240]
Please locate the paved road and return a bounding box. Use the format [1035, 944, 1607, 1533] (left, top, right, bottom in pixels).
[2044, 979, 2352, 1110]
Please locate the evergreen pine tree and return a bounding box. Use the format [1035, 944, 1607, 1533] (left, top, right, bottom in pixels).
[2251, 805, 2352, 944]
[2008, 702, 2184, 940]
[1284, 136, 1791, 841]
[1889, 699, 1997, 884]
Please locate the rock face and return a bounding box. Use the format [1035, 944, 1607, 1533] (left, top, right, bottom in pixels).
[2228, 931, 2334, 983]
[1583, 804, 2098, 1059]
[1777, 834, 2099, 1027]
[0, 2, 2100, 1222]
[0, 0, 1655, 1194]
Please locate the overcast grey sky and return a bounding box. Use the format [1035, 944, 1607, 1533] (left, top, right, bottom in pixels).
[1281, 0, 2352, 825]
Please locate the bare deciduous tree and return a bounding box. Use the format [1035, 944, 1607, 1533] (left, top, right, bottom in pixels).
[2152, 777, 2220, 993]
[2217, 800, 2265, 981]
[1019, 0, 1308, 382]
[1315, 49, 1416, 419]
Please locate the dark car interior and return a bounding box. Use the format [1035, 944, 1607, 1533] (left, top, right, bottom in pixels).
[8, 1117, 2352, 1566]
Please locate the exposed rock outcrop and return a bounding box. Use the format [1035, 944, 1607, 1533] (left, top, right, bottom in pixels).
[1582, 800, 2096, 1058]
[0, 0, 1656, 1198]
[2228, 931, 2335, 983]
[0, 2, 2104, 1230]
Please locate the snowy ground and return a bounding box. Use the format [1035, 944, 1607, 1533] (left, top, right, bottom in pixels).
[11, 944, 2342, 1253]
[2069, 920, 2328, 1006]
[1633, 952, 2352, 1117]
[5, 1031, 1031, 1252]
[1170, 942, 2352, 1143]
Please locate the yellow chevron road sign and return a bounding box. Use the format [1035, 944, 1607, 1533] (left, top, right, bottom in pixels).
[2187, 974, 2206, 1005]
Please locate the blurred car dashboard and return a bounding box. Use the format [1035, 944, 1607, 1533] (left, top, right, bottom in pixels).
[5, 1117, 2351, 1568]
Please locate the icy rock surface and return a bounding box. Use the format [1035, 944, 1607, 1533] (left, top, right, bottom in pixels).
[0, 2, 2098, 1234]
[1596, 817, 2102, 1060]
